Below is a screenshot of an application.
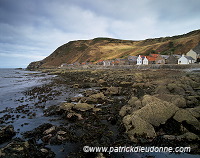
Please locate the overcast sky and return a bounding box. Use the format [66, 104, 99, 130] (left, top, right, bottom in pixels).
[0, 0, 199, 68]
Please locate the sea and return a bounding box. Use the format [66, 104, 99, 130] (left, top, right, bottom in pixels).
[0, 68, 199, 158]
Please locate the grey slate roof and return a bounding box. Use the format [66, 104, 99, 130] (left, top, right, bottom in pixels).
[161, 55, 169, 59]
[192, 43, 200, 54]
[185, 56, 195, 60]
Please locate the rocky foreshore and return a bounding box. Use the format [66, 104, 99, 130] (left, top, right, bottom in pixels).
[0, 68, 200, 157]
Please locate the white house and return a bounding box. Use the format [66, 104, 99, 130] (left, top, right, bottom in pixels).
[137, 55, 143, 65]
[186, 43, 200, 62]
[143, 56, 148, 65]
[178, 55, 195, 64]
[103, 60, 111, 66]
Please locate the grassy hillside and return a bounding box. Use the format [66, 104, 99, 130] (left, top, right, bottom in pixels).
[27, 29, 200, 69]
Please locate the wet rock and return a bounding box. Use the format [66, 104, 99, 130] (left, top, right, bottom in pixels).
[167, 83, 185, 95]
[0, 125, 16, 144]
[162, 135, 176, 140]
[43, 126, 56, 135]
[95, 152, 106, 158]
[84, 93, 107, 103]
[67, 112, 83, 121]
[177, 132, 199, 141]
[24, 124, 75, 145]
[119, 105, 132, 117]
[186, 96, 199, 107]
[123, 115, 156, 142]
[83, 89, 98, 97]
[154, 85, 170, 94]
[187, 106, 200, 118]
[42, 134, 53, 143]
[73, 103, 94, 111]
[23, 123, 53, 139]
[103, 87, 122, 95]
[127, 97, 138, 106]
[120, 81, 132, 87]
[173, 109, 200, 134]
[155, 94, 187, 108]
[133, 95, 179, 127]
[163, 132, 199, 142]
[98, 79, 107, 85]
[0, 138, 55, 158]
[73, 84, 80, 88]
[70, 97, 82, 102]
[59, 102, 74, 111]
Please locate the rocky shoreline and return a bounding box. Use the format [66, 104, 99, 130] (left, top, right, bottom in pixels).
[0, 68, 200, 157]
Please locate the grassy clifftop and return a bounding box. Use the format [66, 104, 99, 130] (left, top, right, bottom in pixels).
[27, 29, 200, 69]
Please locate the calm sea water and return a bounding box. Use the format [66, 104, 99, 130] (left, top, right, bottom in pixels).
[0, 69, 43, 97]
[0, 68, 51, 110]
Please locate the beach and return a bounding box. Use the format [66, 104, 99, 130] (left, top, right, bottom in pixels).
[0, 68, 199, 158]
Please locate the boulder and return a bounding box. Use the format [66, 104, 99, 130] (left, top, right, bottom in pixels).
[73, 84, 80, 88]
[155, 85, 170, 94]
[83, 89, 98, 97]
[163, 132, 199, 141]
[127, 115, 156, 142]
[43, 126, 56, 135]
[83, 92, 107, 103]
[187, 106, 200, 118]
[155, 94, 187, 108]
[177, 132, 199, 141]
[133, 95, 179, 126]
[67, 112, 83, 120]
[59, 102, 74, 111]
[128, 97, 138, 106]
[173, 109, 200, 133]
[73, 103, 94, 111]
[98, 79, 107, 85]
[186, 96, 199, 107]
[119, 105, 132, 117]
[104, 87, 122, 95]
[122, 115, 132, 131]
[167, 83, 185, 95]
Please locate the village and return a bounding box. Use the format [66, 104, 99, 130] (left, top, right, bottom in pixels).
[60, 43, 200, 68]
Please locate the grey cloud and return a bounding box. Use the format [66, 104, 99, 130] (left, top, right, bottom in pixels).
[0, 0, 199, 68]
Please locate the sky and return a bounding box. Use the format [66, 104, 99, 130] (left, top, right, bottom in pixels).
[0, 0, 199, 68]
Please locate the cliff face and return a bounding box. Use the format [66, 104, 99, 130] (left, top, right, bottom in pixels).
[27, 29, 200, 69]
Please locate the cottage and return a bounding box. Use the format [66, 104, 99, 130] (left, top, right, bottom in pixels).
[143, 56, 148, 65]
[136, 55, 143, 65]
[103, 60, 111, 66]
[146, 56, 156, 64]
[73, 62, 80, 66]
[115, 58, 129, 65]
[166, 55, 177, 64]
[178, 55, 195, 64]
[128, 56, 137, 65]
[166, 54, 181, 64]
[155, 54, 166, 64]
[96, 60, 104, 65]
[186, 43, 200, 62]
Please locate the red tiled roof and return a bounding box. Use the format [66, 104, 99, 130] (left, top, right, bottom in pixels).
[146, 56, 156, 61]
[150, 54, 159, 58]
